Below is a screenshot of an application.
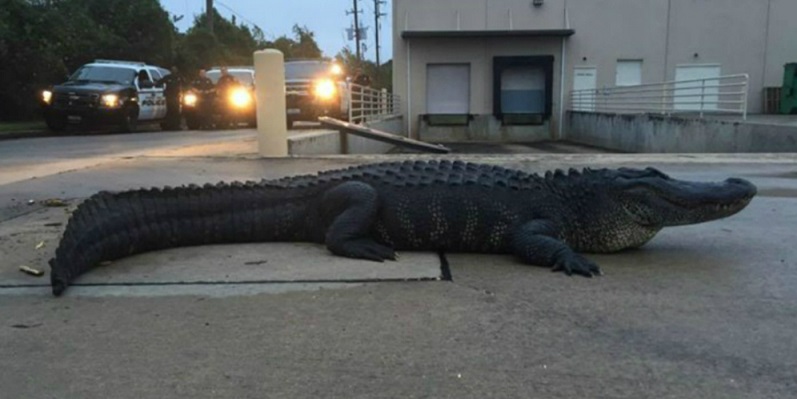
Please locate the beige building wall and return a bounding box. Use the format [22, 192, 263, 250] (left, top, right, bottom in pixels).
[565, 0, 668, 91]
[393, 0, 797, 141]
[664, 0, 769, 112]
[484, 0, 566, 30]
[764, 0, 797, 85]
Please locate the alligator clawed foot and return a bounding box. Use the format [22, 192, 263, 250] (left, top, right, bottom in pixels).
[551, 253, 602, 278]
[334, 238, 397, 262]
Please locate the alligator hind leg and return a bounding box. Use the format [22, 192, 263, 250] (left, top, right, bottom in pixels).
[512, 220, 602, 277]
[322, 181, 396, 262]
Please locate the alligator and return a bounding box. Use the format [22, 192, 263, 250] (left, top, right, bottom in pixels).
[48, 160, 757, 296]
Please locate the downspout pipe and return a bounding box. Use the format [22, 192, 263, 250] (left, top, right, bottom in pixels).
[557, 3, 570, 140]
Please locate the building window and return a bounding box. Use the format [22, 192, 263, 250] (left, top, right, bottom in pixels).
[493, 56, 554, 125]
[425, 64, 471, 125]
[615, 60, 642, 87]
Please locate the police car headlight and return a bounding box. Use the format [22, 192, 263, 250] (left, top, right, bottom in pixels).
[183, 93, 198, 107]
[230, 88, 251, 108]
[101, 94, 119, 108]
[313, 79, 336, 101]
[42, 90, 53, 104]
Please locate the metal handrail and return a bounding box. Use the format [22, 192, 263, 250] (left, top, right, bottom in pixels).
[347, 83, 401, 125]
[570, 73, 749, 120]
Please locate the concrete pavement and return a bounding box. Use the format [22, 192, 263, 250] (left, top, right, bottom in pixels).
[1, 132, 796, 398]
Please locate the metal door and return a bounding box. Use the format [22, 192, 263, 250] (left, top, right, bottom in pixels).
[573, 67, 597, 111]
[426, 64, 470, 114]
[500, 66, 546, 114]
[148, 68, 167, 119]
[136, 69, 158, 121]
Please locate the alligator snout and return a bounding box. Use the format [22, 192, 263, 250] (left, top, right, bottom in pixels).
[724, 177, 757, 199]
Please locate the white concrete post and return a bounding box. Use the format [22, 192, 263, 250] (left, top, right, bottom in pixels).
[254, 49, 288, 156]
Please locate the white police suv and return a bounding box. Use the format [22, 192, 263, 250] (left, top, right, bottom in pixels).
[41, 59, 171, 132]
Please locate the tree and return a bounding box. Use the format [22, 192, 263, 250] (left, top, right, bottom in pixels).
[290, 25, 322, 59]
[0, 0, 176, 121]
[176, 9, 267, 73]
[0, 1, 326, 121]
[261, 24, 322, 60]
[335, 46, 392, 90]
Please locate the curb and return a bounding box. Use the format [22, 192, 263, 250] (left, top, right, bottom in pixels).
[0, 130, 55, 141]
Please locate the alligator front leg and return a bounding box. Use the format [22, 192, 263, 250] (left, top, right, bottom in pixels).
[322, 181, 397, 262]
[512, 220, 602, 277]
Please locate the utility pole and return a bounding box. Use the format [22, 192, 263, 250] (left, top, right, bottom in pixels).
[374, 0, 386, 67]
[206, 0, 214, 33]
[347, 0, 362, 60]
[353, 0, 362, 60]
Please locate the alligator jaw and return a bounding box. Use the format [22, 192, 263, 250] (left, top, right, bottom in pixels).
[657, 177, 757, 226]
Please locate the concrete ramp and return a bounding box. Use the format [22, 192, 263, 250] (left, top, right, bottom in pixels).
[319, 117, 451, 154]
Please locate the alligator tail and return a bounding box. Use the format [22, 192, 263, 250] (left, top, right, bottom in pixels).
[49, 183, 312, 296]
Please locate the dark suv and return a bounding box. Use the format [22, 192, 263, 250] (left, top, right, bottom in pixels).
[182, 66, 256, 129]
[40, 59, 170, 132]
[285, 60, 349, 129]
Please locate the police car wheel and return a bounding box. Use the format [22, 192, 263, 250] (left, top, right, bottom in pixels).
[119, 107, 138, 133]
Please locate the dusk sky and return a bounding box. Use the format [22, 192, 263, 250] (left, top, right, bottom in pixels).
[160, 0, 393, 62]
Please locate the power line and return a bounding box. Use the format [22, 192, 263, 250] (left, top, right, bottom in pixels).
[215, 0, 264, 32]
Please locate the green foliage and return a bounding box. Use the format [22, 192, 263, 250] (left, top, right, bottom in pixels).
[0, 1, 385, 121]
[176, 9, 261, 73]
[258, 25, 323, 60]
[0, 0, 174, 120]
[335, 47, 392, 90]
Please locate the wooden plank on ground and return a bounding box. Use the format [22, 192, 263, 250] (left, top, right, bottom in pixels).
[318, 117, 451, 154]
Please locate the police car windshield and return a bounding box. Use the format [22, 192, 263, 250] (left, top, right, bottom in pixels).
[207, 71, 254, 85]
[285, 62, 331, 80]
[68, 66, 136, 84]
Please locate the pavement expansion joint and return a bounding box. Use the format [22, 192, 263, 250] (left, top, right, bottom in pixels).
[438, 252, 453, 281]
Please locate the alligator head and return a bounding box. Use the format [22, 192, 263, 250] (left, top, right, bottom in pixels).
[608, 167, 757, 228]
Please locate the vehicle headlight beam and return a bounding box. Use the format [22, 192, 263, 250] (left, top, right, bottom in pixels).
[313, 79, 337, 101]
[183, 93, 198, 107]
[101, 94, 119, 108]
[230, 88, 252, 108]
